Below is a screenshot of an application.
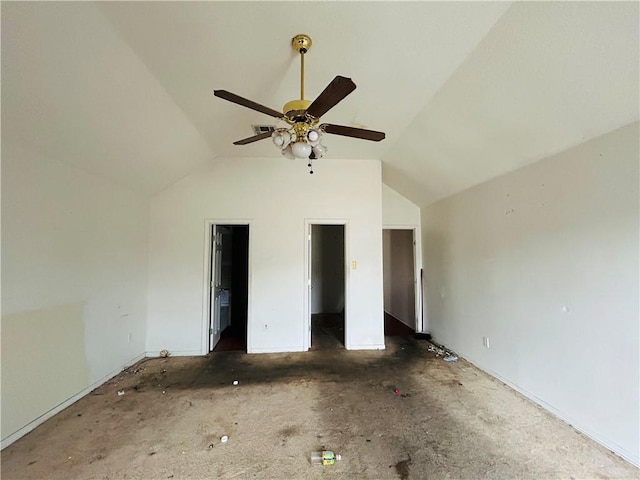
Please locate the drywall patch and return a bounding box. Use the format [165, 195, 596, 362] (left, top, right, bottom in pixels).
[1, 304, 90, 440]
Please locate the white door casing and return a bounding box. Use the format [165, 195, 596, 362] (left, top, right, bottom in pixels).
[209, 226, 223, 351]
[201, 220, 252, 355]
[304, 219, 349, 351]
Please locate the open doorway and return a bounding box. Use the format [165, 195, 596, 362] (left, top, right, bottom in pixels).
[308, 224, 346, 350]
[208, 224, 249, 352]
[383, 229, 416, 337]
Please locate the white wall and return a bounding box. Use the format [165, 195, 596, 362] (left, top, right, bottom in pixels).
[1, 143, 149, 446]
[382, 184, 421, 226]
[422, 123, 639, 465]
[382, 184, 425, 331]
[147, 158, 384, 354]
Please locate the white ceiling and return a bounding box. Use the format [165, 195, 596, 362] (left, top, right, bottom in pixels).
[2, 2, 638, 205]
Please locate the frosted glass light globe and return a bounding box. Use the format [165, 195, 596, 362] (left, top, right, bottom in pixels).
[312, 144, 326, 158]
[272, 133, 284, 147]
[281, 144, 295, 160]
[272, 130, 291, 147]
[291, 141, 312, 159]
[307, 129, 320, 142]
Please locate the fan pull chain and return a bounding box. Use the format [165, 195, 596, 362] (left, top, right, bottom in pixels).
[308, 158, 314, 174]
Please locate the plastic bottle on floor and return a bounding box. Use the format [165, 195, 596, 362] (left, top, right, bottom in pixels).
[310, 450, 342, 466]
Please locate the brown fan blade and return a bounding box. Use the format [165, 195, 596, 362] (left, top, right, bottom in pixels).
[321, 123, 386, 142]
[306, 76, 356, 119]
[214, 90, 283, 119]
[233, 131, 273, 145]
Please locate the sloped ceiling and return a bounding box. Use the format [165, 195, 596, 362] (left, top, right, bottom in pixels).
[2, 2, 638, 205]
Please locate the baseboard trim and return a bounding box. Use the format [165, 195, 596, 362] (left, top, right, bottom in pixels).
[346, 343, 386, 351]
[248, 346, 305, 354]
[1, 351, 147, 450]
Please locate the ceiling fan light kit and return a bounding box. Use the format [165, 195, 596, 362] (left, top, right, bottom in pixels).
[214, 34, 385, 174]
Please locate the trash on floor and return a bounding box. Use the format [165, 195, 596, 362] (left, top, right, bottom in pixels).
[310, 450, 342, 466]
[428, 343, 459, 363]
[427, 345, 447, 356]
[394, 389, 400, 395]
[159, 349, 170, 358]
[232, 380, 239, 385]
[220, 435, 229, 443]
[117, 390, 125, 396]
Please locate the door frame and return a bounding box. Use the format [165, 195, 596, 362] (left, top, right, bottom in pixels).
[201, 219, 252, 354]
[381, 225, 423, 332]
[304, 219, 349, 351]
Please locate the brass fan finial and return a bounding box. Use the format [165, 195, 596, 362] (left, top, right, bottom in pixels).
[292, 34, 312, 54]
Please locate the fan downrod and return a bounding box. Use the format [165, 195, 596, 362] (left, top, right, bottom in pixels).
[284, 34, 313, 118]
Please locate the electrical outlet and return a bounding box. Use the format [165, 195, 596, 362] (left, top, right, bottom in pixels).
[483, 336, 490, 348]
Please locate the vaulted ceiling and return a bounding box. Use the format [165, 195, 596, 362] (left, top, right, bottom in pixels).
[2, 2, 638, 206]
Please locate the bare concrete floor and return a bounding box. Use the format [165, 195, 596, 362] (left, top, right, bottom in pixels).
[2, 336, 637, 479]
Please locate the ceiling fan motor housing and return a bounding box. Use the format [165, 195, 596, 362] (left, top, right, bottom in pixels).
[283, 99, 311, 119]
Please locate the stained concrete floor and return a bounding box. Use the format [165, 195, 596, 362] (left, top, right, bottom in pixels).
[2, 333, 637, 479]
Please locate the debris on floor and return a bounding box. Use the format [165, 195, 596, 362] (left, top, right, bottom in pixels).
[117, 390, 125, 396]
[2, 335, 637, 480]
[232, 380, 239, 385]
[310, 450, 341, 466]
[122, 357, 154, 375]
[427, 345, 446, 356]
[220, 435, 228, 443]
[159, 349, 170, 358]
[428, 343, 458, 363]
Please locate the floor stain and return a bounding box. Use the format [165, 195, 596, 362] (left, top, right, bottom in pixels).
[0, 335, 637, 480]
[278, 425, 301, 439]
[395, 458, 411, 479]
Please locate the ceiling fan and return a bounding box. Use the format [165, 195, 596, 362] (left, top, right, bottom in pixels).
[214, 34, 385, 174]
